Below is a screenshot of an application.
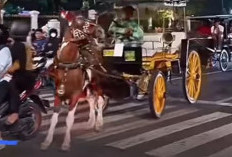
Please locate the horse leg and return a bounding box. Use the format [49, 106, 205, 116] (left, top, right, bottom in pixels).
[41, 111, 60, 150]
[95, 96, 105, 132]
[0, 132, 5, 150]
[86, 91, 97, 129]
[61, 103, 78, 151]
[41, 96, 61, 150]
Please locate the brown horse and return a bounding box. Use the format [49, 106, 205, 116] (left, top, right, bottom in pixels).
[40, 37, 105, 151]
[41, 12, 130, 151]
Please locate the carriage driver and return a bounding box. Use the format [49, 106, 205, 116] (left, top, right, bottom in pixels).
[108, 5, 144, 43]
[211, 18, 224, 51]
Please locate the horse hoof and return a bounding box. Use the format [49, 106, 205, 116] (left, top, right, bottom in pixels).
[0, 145, 6, 150]
[94, 125, 103, 132]
[40, 142, 50, 151]
[61, 144, 70, 152]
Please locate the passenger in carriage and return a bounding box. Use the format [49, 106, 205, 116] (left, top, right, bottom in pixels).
[108, 6, 144, 43]
[197, 20, 211, 37]
[211, 19, 224, 51]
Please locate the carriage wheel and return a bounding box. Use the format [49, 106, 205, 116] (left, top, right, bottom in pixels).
[148, 71, 166, 118]
[219, 49, 229, 72]
[183, 50, 202, 104]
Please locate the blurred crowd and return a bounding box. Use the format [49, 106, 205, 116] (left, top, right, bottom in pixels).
[26, 27, 60, 57]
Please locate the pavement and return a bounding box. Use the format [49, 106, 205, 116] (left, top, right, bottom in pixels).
[1, 65, 232, 157]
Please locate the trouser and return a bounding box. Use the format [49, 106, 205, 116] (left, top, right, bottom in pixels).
[212, 34, 223, 50]
[12, 71, 37, 93]
[0, 81, 10, 104]
[0, 80, 19, 114]
[7, 71, 37, 113]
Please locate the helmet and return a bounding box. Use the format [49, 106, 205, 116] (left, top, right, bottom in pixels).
[0, 24, 9, 45]
[9, 21, 30, 41]
[49, 28, 58, 38]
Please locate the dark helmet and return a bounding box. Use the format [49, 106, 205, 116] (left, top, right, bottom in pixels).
[0, 24, 9, 45]
[9, 21, 30, 41]
[49, 28, 58, 38]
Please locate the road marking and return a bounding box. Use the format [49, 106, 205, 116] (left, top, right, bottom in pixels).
[106, 112, 230, 149]
[41, 101, 161, 134]
[169, 97, 232, 107]
[82, 108, 199, 141]
[104, 105, 175, 124]
[146, 122, 232, 157]
[207, 146, 232, 157]
[106, 102, 146, 112]
[216, 96, 232, 103]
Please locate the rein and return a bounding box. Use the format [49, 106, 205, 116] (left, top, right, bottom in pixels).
[89, 66, 123, 80]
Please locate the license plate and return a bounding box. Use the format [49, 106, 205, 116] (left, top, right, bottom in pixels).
[103, 49, 114, 56]
[124, 51, 135, 61]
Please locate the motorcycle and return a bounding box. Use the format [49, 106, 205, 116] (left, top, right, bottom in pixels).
[0, 58, 49, 141]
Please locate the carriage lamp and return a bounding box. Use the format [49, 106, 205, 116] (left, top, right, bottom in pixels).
[162, 32, 175, 51]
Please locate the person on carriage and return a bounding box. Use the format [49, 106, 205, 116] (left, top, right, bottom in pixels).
[108, 5, 144, 43]
[211, 18, 224, 51]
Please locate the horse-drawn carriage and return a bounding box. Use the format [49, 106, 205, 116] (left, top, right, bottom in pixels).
[187, 15, 232, 72]
[100, 0, 206, 118]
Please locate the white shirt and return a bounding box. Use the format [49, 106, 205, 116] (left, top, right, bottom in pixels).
[211, 25, 224, 34]
[0, 47, 12, 82]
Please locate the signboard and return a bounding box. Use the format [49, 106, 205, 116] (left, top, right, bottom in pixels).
[164, 0, 187, 7]
[114, 43, 124, 57]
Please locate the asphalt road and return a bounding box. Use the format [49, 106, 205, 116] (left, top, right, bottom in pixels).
[1, 66, 232, 157]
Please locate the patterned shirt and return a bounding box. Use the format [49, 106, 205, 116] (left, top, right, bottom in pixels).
[108, 19, 144, 42]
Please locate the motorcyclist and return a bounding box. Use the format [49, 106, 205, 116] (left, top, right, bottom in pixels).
[32, 28, 48, 55]
[42, 28, 60, 58]
[0, 24, 13, 150]
[0, 25, 12, 105]
[2, 27, 38, 126]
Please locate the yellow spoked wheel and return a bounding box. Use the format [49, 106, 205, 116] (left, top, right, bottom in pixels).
[184, 50, 202, 104]
[148, 71, 166, 118]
